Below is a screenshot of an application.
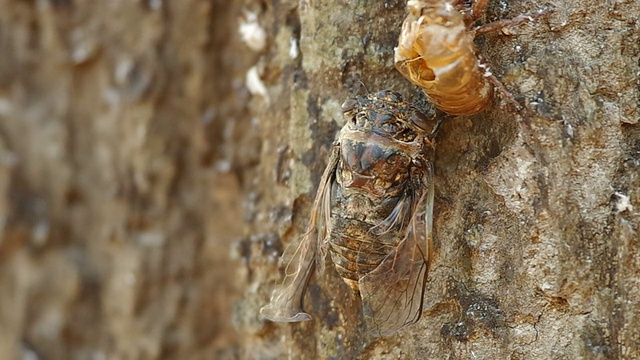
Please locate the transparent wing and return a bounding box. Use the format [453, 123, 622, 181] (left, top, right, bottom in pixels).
[260, 146, 340, 322]
[359, 161, 434, 336]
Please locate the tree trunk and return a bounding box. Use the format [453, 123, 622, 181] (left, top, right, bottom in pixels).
[0, 0, 638, 359]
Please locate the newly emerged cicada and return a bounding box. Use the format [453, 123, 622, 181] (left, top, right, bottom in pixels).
[261, 90, 438, 337]
[395, 0, 542, 115]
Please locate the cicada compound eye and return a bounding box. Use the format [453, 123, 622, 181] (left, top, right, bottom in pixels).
[341, 98, 359, 123]
[409, 110, 433, 132]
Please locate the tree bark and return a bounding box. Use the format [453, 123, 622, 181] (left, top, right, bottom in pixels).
[0, 0, 638, 359]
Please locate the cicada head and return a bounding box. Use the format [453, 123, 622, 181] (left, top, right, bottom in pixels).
[341, 90, 437, 140]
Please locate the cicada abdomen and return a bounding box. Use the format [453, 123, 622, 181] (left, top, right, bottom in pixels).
[261, 90, 438, 336]
[395, 0, 492, 115]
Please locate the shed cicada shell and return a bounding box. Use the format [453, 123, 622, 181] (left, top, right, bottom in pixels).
[260, 90, 438, 337]
[395, 0, 544, 115]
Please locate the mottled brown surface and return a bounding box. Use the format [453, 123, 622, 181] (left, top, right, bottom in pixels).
[0, 1, 248, 359]
[0, 0, 639, 359]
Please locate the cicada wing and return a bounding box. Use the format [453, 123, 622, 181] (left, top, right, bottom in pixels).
[260, 147, 340, 322]
[369, 194, 412, 236]
[260, 230, 317, 322]
[359, 162, 434, 336]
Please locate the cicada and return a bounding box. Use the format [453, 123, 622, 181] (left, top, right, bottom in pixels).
[260, 90, 438, 337]
[395, 0, 541, 115]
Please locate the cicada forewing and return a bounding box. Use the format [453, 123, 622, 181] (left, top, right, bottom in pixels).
[260, 146, 340, 322]
[358, 161, 434, 336]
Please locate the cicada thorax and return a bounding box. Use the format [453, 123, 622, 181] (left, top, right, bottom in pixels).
[337, 138, 413, 198]
[395, 0, 493, 115]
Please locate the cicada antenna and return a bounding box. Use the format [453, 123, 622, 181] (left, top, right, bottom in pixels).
[356, 79, 370, 95]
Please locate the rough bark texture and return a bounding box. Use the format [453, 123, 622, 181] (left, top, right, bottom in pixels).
[0, 0, 638, 359]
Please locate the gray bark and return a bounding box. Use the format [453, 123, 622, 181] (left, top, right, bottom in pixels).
[0, 0, 638, 359]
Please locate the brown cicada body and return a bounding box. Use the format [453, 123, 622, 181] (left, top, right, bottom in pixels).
[261, 90, 438, 336]
[395, 0, 544, 115]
